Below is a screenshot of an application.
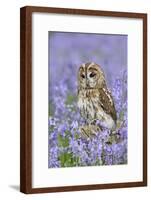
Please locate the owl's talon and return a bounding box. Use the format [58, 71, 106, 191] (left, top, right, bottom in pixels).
[79, 124, 102, 138]
[90, 119, 97, 125]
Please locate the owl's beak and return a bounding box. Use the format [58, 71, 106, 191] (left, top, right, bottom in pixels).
[86, 81, 89, 87]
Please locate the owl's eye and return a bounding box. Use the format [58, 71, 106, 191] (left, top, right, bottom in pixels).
[81, 74, 85, 79]
[89, 72, 96, 78]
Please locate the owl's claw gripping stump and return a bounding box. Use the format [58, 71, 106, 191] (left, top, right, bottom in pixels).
[90, 119, 97, 125]
[79, 125, 101, 138]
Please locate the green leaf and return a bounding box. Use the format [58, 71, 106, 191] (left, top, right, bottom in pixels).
[65, 94, 76, 105]
[58, 152, 81, 167]
[49, 102, 55, 116]
[57, 135, 69, 148]
[49, 126, 54, 132]
[65, 130, 72, 137]
[59, 152, 72, 167]
[74, 133, 80, 140]
[95, 157, 103, 165]
[119, 111, 124, 120]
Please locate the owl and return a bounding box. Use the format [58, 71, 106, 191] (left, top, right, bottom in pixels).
[77, 62, 117, 130]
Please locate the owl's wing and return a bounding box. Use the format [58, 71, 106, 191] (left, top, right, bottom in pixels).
[99, 87, 117, 122]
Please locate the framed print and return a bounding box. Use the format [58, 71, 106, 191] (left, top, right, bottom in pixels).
[20, 6, 147, 194]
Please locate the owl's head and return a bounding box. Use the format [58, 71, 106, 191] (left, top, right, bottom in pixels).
[78, 62, 105, 89]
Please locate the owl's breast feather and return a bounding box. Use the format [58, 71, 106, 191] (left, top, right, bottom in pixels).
[77, 89, 99, 120]
[77, 89, 115, 129]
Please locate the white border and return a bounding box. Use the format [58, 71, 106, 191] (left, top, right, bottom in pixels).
[32, 13, 143, 188]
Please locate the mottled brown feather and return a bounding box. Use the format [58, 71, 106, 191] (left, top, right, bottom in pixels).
[98, 88, 117, 122]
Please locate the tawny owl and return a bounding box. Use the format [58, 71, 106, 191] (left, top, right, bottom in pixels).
[77, 62, 117, 130]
